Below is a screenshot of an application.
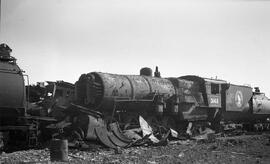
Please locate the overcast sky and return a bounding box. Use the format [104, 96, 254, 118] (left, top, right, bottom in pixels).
[1, 0, 270, 95]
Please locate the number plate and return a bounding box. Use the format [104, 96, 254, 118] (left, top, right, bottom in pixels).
[208, 95, 221, 107]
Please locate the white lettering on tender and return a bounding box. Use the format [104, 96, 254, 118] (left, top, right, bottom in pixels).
[210, 97, 219, 104]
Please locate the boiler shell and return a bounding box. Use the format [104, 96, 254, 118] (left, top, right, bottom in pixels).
[0, 62, 25, 109]
[78, 72, 176, 111]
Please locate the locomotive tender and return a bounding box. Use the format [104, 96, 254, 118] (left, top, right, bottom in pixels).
[75, 67, 270, 131]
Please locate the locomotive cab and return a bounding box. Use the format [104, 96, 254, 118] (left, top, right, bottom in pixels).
[204, 78, 228, 108]
[179, 75, 226, 108]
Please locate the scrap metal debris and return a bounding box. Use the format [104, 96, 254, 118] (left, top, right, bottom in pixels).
[139, 116, 160, 143]
[192, 127, 216, 143]
[20, 80, 223, 150]
[23, 81, 222, 151]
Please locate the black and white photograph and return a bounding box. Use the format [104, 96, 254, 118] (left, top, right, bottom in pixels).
[1, 0, 270, 163]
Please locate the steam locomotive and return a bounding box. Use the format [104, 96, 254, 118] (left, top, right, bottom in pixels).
[0, 44, 56, 151]
[0, 44, 36, 149]
[1, 42, 270, 150]
[75, 67, 270, 132]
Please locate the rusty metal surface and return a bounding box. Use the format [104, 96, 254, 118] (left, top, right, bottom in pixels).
[76, 72, 176, 110]
[107, 131, 129, 147]
[84, 116, 132, 148]
[94, 122, 131, 148]
[109, 122, 132, 143]
[85, 115, 104, 140]
[179, 75, 227, 107]
[94, 127, 117, 149]
[253, 93, 270, 115]
[50, 139, 68, 162]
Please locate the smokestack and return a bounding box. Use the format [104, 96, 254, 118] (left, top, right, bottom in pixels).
[154, 66, 161, 78]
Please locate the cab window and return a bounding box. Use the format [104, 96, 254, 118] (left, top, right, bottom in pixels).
[211, 83, 219, 94]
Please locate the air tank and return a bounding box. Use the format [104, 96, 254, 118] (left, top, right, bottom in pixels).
[75, 72, 176, 111]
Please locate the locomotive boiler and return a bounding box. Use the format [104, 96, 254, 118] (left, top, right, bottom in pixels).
[75, 67, 270, 132]
[0, 44, 42, 150]
[0, 44, 26, 123]
[76, 67, 175, 112]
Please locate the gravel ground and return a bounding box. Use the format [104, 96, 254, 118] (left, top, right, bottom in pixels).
[1, 134, 270, 164]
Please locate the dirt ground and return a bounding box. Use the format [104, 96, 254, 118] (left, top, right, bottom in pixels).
[1, 134, 270, 164]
